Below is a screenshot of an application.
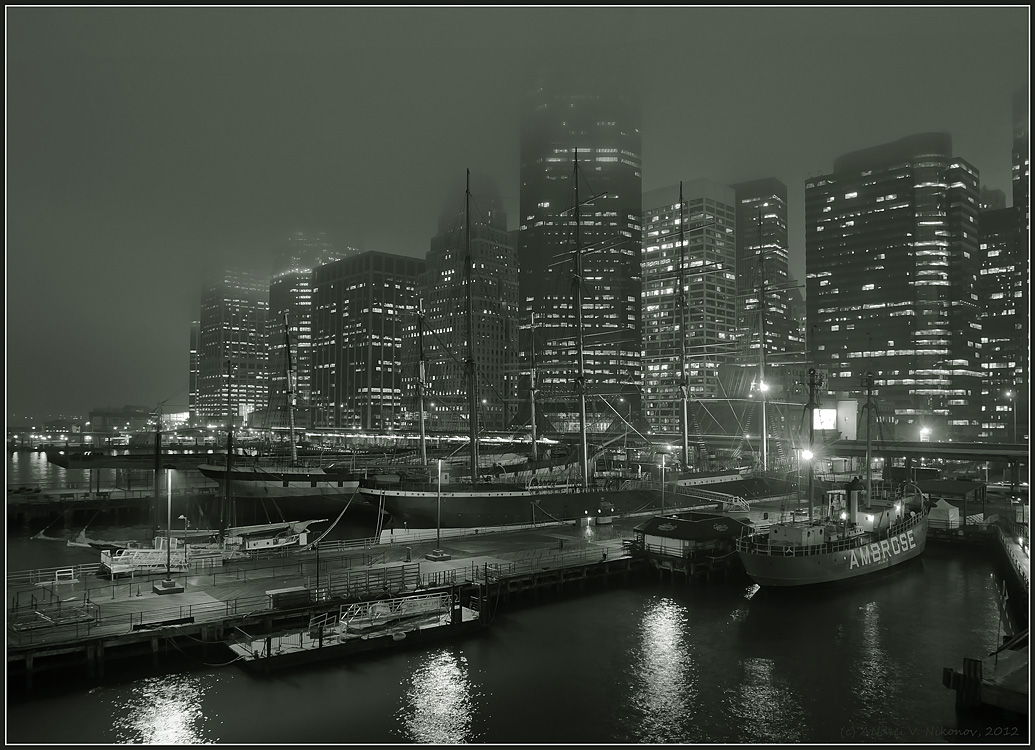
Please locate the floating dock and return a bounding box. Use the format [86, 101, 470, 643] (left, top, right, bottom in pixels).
[943, 629, 1029, 717]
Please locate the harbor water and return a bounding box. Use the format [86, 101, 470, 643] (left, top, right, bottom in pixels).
[5, 453, 1027, 744]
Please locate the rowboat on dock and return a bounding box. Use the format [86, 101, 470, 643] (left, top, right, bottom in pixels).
[226, 591, 489, 673]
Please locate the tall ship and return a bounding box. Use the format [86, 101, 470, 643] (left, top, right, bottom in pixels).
[197, 318, 365, 514]
[358, 165, 671, 529]
[736, 371, 932, 587]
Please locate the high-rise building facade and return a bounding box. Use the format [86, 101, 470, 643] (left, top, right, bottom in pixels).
[197, 266, 270, 427]
[641, 181, 738, 436]
[1012, 87, 1028, 221]
[517, 66, 643, 434]
[417, 173, 519, 434]
[730, 178, 795, 364]
[266, 232, 353, 431]
[805, 133, 983, 442]
[310, 252, 424, 430]
[978, 208, 1028, 443]
[188, 320, 200, 423]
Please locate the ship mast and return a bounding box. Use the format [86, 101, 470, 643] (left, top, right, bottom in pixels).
[528, 313, 539, 462]
[806, 368, 818, 522]
[152, 402, 162, 539]
[757, 208, 768, 474]
[678, 181, 691, 472]
[572, 151, 589, 489]
[416, 298, 428, 466]
[223, 359, 234, 534]
[283, 312, 298, 465]
[464, 169, 480, 483]
[864, 372, 874, 509]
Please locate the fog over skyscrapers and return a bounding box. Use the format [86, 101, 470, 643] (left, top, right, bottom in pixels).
[419, 172, 519, 434]
[516, 63, 644, 434]
[186, 83, 1027, 450]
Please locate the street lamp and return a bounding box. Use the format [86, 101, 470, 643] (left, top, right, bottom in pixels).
[178, 514, 189, 564]
[661, 453, 666, 514]
[798, 449, 813, 512]
[426, 459, 450, 561]
[1006, 391, 1018, 443]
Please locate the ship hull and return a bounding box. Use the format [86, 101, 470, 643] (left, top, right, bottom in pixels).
[737, 513, 929, 587]
[196, 464, 363, 519]
[359, 482, 672, 528]
[197, 464, 360, 499]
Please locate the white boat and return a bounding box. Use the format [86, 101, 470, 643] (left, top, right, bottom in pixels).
[97, 519, 326, 578]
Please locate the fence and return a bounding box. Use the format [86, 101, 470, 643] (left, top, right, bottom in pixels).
[7, 560, 424, 647]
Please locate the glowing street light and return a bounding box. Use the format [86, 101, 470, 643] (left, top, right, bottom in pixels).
[1005, 390, 1018, 443]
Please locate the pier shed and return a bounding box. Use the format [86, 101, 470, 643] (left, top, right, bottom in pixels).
[633, 514, 753, 557]
[633, 513, 752, 582]
[916, 479, 987, 522]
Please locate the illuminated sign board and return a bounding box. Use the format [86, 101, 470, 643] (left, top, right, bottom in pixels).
[814, 408, 837, 431]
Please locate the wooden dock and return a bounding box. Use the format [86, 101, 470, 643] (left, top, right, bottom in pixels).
[6, 517, 650, 690]
[943, 629, 1029, 717]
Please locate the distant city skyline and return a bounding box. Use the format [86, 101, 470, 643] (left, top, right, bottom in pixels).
[6, 7, 1028, 417]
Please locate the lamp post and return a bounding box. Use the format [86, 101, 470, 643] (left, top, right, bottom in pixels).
[426, 459, 450, 561]
[1006, 390, 1017, 443]
[799, 449, 813, 512]
[165, 469, 172, 579]
[152, 468, 183, 594]
[661, 453, 666, 515]
[178, 513, 189, 564]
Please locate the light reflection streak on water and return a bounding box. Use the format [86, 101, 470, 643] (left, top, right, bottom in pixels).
[852, 600, 893, 714]
[629, 598, 695, 743]
[111, 674, 213, 744]
[732, 657, 803, 743]
[396, 649, 478, 743]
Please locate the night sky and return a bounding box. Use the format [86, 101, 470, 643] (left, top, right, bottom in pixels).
[6, 7, 1028, 420]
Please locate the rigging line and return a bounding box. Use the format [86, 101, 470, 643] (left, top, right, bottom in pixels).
[302, 492, 356, 549]
[594, 396, 653, 446]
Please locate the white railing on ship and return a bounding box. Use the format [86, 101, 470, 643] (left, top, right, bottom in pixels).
[736, 510, 927, 557]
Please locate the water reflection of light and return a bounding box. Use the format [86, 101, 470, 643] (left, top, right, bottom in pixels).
[852, 600, 896, 713]
[112, 674, 213, 744]
[629, 598, 694, 742]
[733, 657, 803, 743]
[396, 650, 479, 743]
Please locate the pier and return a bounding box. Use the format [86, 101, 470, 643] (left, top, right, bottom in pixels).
[8, 493, 1028, 711]
[7, 514, 657, 691]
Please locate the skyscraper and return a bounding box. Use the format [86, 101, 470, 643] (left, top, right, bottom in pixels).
[517, 64, 643, 434]
[310, 252, 424, 430]
[805, 133, 983, 442]
[978, 206, 1027, 443]
[641, 180, 737, 437]
[266, 232, 353, 431]
[188, 320, 200, 423]
[197, 266, 270, 428]
[1012, 87, 1028, 221]
[418, 172, 519, 434]
[730, 178, 795, 363]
